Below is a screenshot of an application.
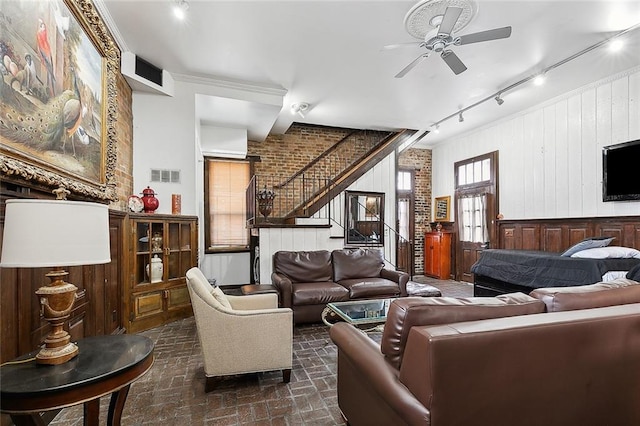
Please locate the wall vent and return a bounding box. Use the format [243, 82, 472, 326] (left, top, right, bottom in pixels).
[150, 169, 181, 183]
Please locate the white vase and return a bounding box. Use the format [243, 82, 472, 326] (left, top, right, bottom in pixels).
[146, 255, 163, 283]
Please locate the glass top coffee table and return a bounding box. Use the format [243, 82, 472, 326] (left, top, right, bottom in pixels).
[321, 298, 395, 331]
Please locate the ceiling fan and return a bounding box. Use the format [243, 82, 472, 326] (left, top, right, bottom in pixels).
[387, 6, 512, 77]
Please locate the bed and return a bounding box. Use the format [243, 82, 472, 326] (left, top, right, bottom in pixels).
[471, 247, 640, 296]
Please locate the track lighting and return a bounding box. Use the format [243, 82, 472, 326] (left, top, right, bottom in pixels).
[173, 0, 189, 20]
[432, 124, 440, 134]
[291, 102, 309, 119]
[428, 21, 639, 136]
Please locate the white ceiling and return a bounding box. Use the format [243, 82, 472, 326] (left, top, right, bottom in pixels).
[98, 0, 640, 147]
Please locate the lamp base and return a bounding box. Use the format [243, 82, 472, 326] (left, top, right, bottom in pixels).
[34, 269, 79, 365]
[36, 341, 78, 365]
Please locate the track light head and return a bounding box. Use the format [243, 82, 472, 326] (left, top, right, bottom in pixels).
[173, 0, 189, 20]
[291, 102, 310, 118]
[533, 73, 546, 86]
[458, 112, 464, 123]
[495, 95, 504, 105]
[432, 124, 440, 134]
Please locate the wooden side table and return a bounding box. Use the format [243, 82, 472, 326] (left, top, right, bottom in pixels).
[1, 334, 154, 426]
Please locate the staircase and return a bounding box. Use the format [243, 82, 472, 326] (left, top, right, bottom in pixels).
[247, 128, 417, 225]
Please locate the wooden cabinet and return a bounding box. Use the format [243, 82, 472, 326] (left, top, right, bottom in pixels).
[124, 213, 197, 333]
[424, 232, 453, 280]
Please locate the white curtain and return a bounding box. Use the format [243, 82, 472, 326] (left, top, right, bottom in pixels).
[458, 194, 489, 243]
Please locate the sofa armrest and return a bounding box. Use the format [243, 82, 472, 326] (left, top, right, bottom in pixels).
[271, 272, 293, 308]
[329, 322, 431, 425]
[380, 268, 410, 296]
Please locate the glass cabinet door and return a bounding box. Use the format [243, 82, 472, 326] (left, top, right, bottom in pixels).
[167, 222, 193, 280]
[135, 221, 164, 285]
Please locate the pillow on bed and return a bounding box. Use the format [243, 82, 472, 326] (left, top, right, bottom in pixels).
[561, 236, 615, 257]
[571, 246, 640, 259]
[627, 263, 640, 281]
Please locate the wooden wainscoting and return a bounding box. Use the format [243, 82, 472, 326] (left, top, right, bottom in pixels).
[498, 216, 640, 252]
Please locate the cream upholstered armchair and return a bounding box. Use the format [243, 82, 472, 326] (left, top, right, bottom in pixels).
[185, 267, 293, 392]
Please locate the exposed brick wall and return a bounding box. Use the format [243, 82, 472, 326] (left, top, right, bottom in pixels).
[110, 73, 133, 211]
[248, 123, 352, 180]
[398, 147, 432, 275]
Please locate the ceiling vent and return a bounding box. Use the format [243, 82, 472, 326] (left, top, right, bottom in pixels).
[121, 51, 175, 96]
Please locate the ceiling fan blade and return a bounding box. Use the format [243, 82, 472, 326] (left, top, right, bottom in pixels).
[458, 26, 512, 45]
[382, 41, 423, 51]
[437, 6, 463, 36]
[441, 50, 467, 75]
[395, 53, 429, 78]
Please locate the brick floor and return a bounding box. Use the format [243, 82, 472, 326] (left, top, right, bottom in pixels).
[49, 278, 471, 425]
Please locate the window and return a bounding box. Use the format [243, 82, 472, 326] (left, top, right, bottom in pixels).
[459, 194, 489, 243]
[398, 170, 412, 191]
[205, 159, 250, 251]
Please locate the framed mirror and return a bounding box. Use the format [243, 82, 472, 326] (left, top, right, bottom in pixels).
[434, 196, 451, 222]
[345, 191, 385, 245]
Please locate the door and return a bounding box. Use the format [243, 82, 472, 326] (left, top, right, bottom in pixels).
[397, 169, 415, 276]
[454, 152, 499, 283]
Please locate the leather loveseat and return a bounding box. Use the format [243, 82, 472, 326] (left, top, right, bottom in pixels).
[272, 248, 409, 324]
[330, 278, 640, 426]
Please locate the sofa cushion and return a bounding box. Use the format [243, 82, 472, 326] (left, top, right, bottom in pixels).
[291, 282, 349, 306]
[381, 293, 546, 369]
[529, 278, 640, 312]
[338, 277, 400, 299]
[273, 250, 332, 283]
[332, 248, 383, 281]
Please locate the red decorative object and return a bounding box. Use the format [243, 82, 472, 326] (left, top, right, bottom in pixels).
[141, 186, 159, 213]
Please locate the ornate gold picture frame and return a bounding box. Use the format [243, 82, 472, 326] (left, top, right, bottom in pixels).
[0, 0, 119, 201]
[434, 195, 450, 222]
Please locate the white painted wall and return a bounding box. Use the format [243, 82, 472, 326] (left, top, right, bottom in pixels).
[132, 78, 282, 285]
[258, 154, 397, 284]
[431, 66, 640, 220]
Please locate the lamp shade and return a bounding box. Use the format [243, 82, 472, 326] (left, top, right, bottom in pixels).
[1, 199, 111, 268]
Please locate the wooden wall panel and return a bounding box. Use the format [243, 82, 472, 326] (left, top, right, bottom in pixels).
[542, 227, 563, 252]
[498, 216, 640, 252]
[521, 227, 539, 250]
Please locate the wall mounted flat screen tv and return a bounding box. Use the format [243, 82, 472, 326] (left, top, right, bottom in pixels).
[602, 139, 640, 201]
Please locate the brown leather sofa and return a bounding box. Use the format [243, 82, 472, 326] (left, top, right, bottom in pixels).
[272, 248, 409, 324]
[330, 278, 640, 426]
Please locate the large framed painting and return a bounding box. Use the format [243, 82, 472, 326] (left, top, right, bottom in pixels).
[0, 0, 119, 201]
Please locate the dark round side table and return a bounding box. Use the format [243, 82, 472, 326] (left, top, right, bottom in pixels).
[1, 334, 154, 426]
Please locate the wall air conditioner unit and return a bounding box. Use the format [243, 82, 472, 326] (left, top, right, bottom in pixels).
[121, 51, 174, 96]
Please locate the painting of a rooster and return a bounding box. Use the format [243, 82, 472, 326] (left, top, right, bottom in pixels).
[0, 0, 104, 183]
